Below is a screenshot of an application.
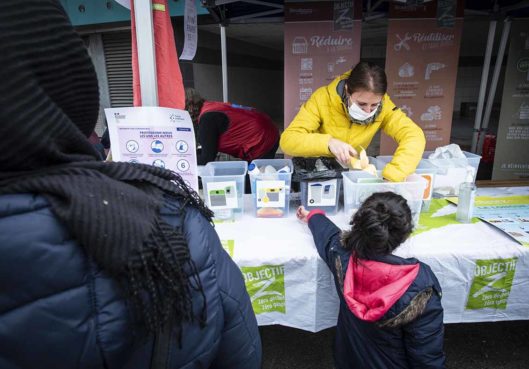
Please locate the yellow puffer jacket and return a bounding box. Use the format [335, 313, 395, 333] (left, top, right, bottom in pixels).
[280, 71, 426, 182]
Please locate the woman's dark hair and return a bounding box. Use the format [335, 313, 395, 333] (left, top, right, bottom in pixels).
[341, 192, 413, 260]
[345, 61, 387, 96]
[185, 87, 205, 125]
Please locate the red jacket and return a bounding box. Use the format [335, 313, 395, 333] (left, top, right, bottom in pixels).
[199, 101, 279, 161]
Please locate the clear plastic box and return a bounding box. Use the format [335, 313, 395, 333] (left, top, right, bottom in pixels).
[249, 159, 293, 218]
[374, 156, 438, 212]
[200, 161, 247, 221]
[422, 151, 481, 197]
[342, 170, 426, 226]
[374, 156, 438, 173]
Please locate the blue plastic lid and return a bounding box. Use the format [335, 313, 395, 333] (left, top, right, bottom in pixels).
[248, 163, 256, 170]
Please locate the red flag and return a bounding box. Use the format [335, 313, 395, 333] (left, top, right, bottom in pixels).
[131, 0, 185, 109]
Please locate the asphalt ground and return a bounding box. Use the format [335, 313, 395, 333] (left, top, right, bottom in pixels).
[260, 320, 529, 369]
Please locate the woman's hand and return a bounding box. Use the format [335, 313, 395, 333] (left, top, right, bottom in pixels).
[296, 206, 310, 223]
[328, 138, 357, 165]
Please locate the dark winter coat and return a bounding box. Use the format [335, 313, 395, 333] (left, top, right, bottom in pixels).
[308, 213, 445, 369]
[0, 194, 261, 369]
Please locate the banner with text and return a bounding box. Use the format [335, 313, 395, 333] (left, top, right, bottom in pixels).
[381, 1, 463, 154]
[492, 19, 529, 180]
[242, 264, 286, 315]
[466, 258, 518, 310]
[284, 1, 362, 129]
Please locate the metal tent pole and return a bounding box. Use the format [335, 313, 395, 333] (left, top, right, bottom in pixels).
[471, 20, 496, 153]
[134, 0, 158, 106]
[477, 18, 511, 154]
[220, 24, 228, 102]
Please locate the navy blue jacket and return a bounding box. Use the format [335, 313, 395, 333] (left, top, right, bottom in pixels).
[308, 214, 445, 369]
[0, 194, 261, 369]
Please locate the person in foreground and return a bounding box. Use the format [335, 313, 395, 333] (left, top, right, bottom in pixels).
[280, 62, 426, 182]
[297, 192, 445, 369]
[0, 1, 261, 368]
[185, 88, 280, 165]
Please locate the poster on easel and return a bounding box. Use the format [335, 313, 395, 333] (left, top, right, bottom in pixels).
[381, 0, 464, 154]
[492, 19, 529, 180]
[105, 106, 198, 191]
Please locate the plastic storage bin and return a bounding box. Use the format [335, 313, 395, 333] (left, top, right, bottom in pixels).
[342, 170, 426, 226]
[374, 156, 438, 212]
[423, 151, 481, 197]
[292, 157, 346, 214]
[200, 161, 247, 221]
[374, 156, 438, 173]
[249, 159, 293, 218]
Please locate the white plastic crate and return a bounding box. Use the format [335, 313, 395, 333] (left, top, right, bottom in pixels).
[423, 151, 481, 196]
[342, 170, 426, 226]
[374, 156, 438, 173]
[374, 156, 438, 212]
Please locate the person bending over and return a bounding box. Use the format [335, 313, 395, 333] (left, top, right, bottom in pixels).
[185, 88, 279, 165]
[281, 62, 426, 182]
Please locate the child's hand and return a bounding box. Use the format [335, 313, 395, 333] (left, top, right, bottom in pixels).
[296, 206, 309, 223]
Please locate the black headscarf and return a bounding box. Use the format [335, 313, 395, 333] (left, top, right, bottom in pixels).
[0, 0, 213, 336]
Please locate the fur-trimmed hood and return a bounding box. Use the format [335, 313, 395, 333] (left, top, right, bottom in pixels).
[342, 254, 442, 328]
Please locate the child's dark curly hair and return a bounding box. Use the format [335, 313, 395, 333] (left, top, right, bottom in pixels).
[341, 192, 413, 260]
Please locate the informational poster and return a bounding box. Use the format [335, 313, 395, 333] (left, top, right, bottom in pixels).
[255, 180, 286, 208]
[492, 19, 529, 180]
[180, 0, 198, 61]
[473, 196, 529, 247]
[381, 0, 463, 154]
[284, 1, 362, 129]
[105, 107, 198, 191]
[307, 179, 338, 206]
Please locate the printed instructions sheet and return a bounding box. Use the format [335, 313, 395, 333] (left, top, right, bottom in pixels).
[473, 196, 529, 247]
[105, 107, 198, 191]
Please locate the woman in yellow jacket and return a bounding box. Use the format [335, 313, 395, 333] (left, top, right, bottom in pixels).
[280, 62, 425, 182]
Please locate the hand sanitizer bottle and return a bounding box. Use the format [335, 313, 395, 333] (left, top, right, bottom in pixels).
[456, 167, 476, 223]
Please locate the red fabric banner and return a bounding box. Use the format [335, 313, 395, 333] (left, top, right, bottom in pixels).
[131, 0, 185, 109]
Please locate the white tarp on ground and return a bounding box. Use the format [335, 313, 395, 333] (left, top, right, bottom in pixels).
[214, 187, 529, 332]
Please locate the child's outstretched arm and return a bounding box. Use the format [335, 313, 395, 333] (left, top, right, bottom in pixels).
[297, 206, 344, 269]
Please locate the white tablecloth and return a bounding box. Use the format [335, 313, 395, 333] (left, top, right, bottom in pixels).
[214, 187, 529, 332]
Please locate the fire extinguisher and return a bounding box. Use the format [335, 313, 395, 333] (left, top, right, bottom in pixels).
[482, 135, 496, 164]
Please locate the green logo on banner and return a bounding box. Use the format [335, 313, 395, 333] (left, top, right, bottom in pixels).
[466, 258, 518, 310]
[241, 265, 286, 315]
[220, 239, 234, 257]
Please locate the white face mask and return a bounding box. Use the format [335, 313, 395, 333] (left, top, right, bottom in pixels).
[348, 102, 379, 122]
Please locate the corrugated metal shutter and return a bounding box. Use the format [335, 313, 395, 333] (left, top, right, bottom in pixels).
[102, 31, 133, 107]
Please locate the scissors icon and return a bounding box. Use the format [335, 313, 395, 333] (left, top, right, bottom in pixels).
[394, 33, 412, 51]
